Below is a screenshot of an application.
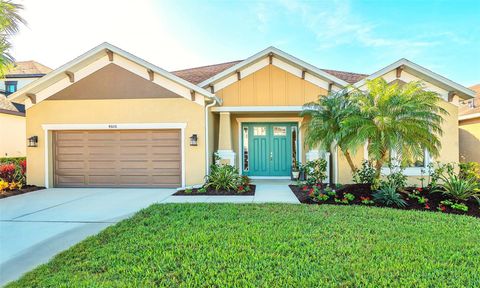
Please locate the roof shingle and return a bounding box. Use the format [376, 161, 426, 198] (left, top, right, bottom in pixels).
[172, 61, 242, 85]
[6, 60, 52, 77]
[171, 60, 367, 86]
[0, 95, 24, 115]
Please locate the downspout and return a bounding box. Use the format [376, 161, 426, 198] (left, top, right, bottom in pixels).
[205, 99, 217, 175]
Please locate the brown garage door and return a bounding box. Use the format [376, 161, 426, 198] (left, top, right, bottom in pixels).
[53, 129, 181, 188]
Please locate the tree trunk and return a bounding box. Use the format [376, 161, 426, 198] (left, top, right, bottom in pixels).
[343, 150, 358, 173]
[374, 150, 387, 179]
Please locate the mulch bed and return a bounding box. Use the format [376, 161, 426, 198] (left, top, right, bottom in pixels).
[0, 185, 45, 199]
[290, 183, 480, 218]
[174, 185, 256, 196]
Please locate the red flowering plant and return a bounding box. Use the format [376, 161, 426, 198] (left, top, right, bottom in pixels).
[360, 196, 374, 205]
[437, 204, 447, 212]
[0, 164, 16, 183]
[424, 203, 431, 210]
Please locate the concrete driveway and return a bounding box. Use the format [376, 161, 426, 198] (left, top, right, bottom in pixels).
[0, 188, 175, 286]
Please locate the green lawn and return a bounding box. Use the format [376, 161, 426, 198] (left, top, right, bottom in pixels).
[8, 204, 480, 287]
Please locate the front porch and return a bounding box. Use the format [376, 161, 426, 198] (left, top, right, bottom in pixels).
[212, 109, 331, 182]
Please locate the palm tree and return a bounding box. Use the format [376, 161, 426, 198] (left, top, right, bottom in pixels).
[344, 78, 448, 178]
[0, 0, 25, 78]
[302, 91, 360, 173]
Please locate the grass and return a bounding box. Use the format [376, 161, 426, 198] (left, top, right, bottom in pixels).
[7, 204, 480, 287]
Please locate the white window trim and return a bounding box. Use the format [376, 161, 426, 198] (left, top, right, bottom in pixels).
[363, 142, 430, 176]
[41, 123, 187, 188]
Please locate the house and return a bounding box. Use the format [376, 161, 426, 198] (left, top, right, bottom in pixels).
[0, 61, 52, 157]
[459, 84, 480, 163]
[8, 43, 475, 188]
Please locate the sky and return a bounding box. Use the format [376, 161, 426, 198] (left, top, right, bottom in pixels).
[10, 0, 480, 86]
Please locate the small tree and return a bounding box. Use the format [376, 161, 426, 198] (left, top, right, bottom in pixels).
[302, 91, 360, 173]
[0, 0, 26, 77]
[344, 78, 448, 179]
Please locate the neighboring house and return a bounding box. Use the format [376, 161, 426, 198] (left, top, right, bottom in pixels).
[459, 84, 480, 163]
[0, 61, 52, 157]
[8, 43, 475, 188]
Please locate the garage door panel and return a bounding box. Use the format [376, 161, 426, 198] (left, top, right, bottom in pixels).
[56, 175, 86, 186]
[54, 129, 182, 188]
[151, 175, 181, 184]
[88, 175, 118, 185]
[152, 161, 181, 169]
[56, 161, 86, 169]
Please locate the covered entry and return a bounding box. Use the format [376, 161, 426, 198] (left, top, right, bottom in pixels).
[53, 129, 182, 188]
[241, 122, 298, 177]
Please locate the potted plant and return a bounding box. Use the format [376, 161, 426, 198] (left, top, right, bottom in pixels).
[292, 161, 300, 180]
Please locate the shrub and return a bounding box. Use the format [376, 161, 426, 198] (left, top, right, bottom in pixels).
[0, 163, 16, 182]
[303, 159, 327, 186]
[459, 162, 480, 183]
[353, 160, 376, 184]
[373, 183, 407, 207]
[433, 174, 480, 204]
[382, 167, 407, 190]
[0, 157, 27, 185]
[205, 164, 242, 191]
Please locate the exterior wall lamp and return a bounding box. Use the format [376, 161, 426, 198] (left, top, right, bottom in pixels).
[189, 134, 198, 146]
[27, 136, 38, 147]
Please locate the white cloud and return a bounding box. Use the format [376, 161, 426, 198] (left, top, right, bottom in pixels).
[279, 0, 437, 53]
[11, 0, 204, 70]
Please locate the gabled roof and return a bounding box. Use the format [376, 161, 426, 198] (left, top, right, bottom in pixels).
[9, 42, 218, 105]
[321, 69, 368, 84]
[0, 95, 24, 116]
[172, 61, 242, 85]
[197, 46, 351, 88]
[6, 61, 52, 78]
[353, 58, 475, 100]
[173, 61, 367, 85]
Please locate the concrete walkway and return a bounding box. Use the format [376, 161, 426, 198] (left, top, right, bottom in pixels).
[160, 179, 299, 204]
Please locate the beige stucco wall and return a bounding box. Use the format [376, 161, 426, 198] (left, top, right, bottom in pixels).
[26, 98, 206, 187]
[0, 113, 26, 157]
[216, 65, 328, 106]
[459, 117, 480, 163]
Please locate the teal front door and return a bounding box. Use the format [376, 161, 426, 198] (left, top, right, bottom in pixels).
[242, 123, 298, 176]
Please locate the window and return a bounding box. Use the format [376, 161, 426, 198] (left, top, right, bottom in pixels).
[366, 142, 429, 176]
[243, 127, 249, 171]
[5, 81, 17, 96]
[291, 126, 297, 167]
[253, 126, 266, 136]
[273, 126, 287, 136]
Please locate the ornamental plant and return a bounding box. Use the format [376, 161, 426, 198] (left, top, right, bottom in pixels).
[373, 183, 407, 207]
[0, 163, 16, 182]
[360, 196, 374, 205]
[352, 160, 376, 184]
[303, 159, 328, 186]
[432, 164, 480, 204]
[345, 78, 447, 180]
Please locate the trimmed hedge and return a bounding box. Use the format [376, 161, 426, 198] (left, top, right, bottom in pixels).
[0, 157, 26, 165]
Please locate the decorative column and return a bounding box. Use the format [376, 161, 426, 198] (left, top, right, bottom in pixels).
[216, 112, 236, 166]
